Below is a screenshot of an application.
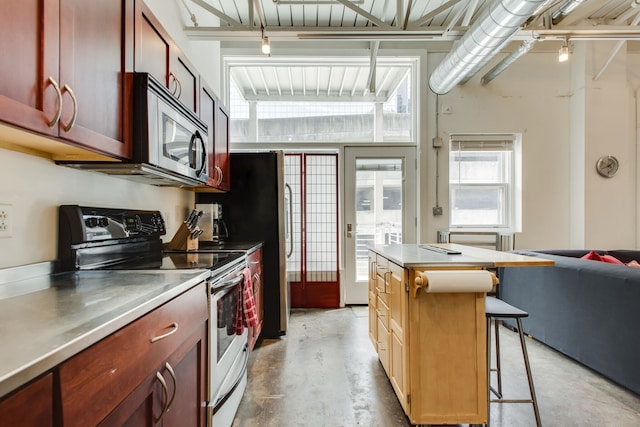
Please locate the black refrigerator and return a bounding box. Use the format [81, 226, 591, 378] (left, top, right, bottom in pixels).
[196, 151, 290, 338]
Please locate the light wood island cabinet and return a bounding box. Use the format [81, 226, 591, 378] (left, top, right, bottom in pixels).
[369, 243, 554, 425]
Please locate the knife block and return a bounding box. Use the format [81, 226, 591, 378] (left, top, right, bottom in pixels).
[167, 223, 199, 251]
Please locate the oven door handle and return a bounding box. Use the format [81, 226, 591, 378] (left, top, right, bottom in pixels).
[212, 344, 249, 414]
[211, 274, 244, 294]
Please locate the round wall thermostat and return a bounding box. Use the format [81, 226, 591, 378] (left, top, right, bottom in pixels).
[596, 155, 619, 178]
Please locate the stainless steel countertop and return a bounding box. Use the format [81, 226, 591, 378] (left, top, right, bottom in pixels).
[369, 243, 497, 268]
[0, 268, 210, 399]
[197, 241, 263, 253]
[369, 243, 555, 268]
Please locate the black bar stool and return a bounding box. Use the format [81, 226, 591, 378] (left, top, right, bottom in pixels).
[485, 296, 542, 427]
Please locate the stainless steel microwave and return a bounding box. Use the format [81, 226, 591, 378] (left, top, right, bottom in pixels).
[133, 73, 209, 185]
[57, 73, 209, 188]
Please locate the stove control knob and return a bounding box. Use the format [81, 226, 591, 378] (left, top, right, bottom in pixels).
[99, 217, 109, 227]
[85, 217, 98, 228]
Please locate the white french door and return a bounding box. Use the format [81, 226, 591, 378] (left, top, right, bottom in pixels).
[343, 146, 417, 304]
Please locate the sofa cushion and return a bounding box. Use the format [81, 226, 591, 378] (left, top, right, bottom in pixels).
[627, 260, 640, 268]
[581, 250, 624, 265]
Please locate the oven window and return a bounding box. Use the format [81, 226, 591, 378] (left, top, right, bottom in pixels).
[216, 285, 240, 361]
[162, 113, 192, 166]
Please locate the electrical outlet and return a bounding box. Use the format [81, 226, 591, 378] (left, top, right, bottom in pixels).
[0, 203, 13, 238]
[433, 206, 443, 216]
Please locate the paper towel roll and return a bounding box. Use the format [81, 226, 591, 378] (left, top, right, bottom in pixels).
[415, 270, 495, 294]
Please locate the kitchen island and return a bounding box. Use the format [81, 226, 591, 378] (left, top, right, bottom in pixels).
[368, 243, 553, 426]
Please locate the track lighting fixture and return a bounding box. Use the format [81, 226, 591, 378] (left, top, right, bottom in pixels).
[558, 39, 570, 62]
[261, 27, 270, 55]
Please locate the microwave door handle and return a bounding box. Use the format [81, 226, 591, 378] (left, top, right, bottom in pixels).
[188, 132, 196, 169]
[195, 130, 207, 177]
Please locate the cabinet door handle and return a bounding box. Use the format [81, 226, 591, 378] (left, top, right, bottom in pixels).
[150, 322, 179, 343]
[169, 72, 181, 98]
[215, 165, 223, 186]
[61, 84, 78, 132]
[165, 362, 177, 412]
[252, 273, 261, 286]
[155, 371, 169, 424]
[46, 76, 62, 127]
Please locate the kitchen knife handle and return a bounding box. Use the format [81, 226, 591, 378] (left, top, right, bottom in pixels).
[46, 76, 63, 128]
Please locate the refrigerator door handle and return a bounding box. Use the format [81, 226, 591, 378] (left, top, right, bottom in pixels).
[285, 183, 294, 258]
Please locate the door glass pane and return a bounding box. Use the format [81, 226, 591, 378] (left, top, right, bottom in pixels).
[355, 158, 403, 281]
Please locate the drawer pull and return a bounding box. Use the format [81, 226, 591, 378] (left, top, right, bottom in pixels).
[155, 371, 169, 423]
[150, 322, 179, 343]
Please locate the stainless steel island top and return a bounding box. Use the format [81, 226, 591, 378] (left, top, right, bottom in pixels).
[0, 267, 210, 399]
[369, 243, 555, 268]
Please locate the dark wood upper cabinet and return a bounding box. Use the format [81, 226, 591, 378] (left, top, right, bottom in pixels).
[214, 97, 231, 191]
[135, 2, 199, 114]
[0, 0, 134, 160]
[0, 0, 59, 139]
[200, 81, 230, 191]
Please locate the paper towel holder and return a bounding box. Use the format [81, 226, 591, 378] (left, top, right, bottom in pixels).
[412, 270, 499, 298]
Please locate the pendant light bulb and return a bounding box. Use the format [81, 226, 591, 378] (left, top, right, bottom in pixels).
[558, 40, 570, 63]
[262, 36, 271, 55]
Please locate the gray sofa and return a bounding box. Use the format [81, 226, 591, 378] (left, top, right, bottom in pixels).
[498, 249, 640, 396]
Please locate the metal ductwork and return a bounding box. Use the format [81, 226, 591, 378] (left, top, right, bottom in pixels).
[428, 0, 546, 95]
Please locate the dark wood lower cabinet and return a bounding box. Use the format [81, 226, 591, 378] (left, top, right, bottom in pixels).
[59, 283, 208, 427]
[0, 373, 53, 427]
[98, 325, 207, 427]
[247, 248, 264, 351]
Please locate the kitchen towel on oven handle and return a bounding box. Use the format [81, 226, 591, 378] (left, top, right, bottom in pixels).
[235, 267, 258, 335]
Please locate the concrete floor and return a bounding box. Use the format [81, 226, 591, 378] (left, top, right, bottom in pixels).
[233, 307, 640, 427]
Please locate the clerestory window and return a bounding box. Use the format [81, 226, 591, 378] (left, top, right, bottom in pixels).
[226, 57, 417, 144]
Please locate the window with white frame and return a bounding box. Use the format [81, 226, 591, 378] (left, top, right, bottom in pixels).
[226, 57, 417, 144]
[449, 135, 521, 231]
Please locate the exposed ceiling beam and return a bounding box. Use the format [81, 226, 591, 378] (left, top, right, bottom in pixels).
[396, 0, 404, 28]
[248, 0, 254, 28]
[462, 0, 480, 26]
[240, 93, 391, 102]
[367, 41, 380, 93]
[402, 0, 413, 29]
[555, 0, 610, 26]
[184, 25, 457, 40]
[184, 23, 640, 41]
[252, 0, 266, 28]
[415, 0, 466, 27]
[351, 68, 363, 97]
[258, 67, 270, 96]
[189, 0, 246, 28]
[334, 0, 393, 28]
[594, 10, 640, 80]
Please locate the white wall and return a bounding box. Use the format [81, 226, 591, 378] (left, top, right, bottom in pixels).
[0, 148, 192, 268]
[423, 49, 573, 249]
[422, 42, 640, 251]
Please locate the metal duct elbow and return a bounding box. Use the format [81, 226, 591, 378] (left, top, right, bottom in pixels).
[428, 0, 546, 95]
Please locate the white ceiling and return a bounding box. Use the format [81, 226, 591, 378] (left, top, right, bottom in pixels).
[177, 0, 640, 99]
